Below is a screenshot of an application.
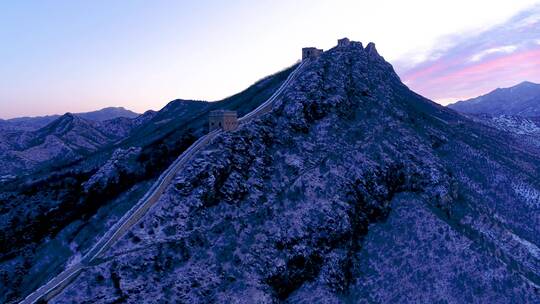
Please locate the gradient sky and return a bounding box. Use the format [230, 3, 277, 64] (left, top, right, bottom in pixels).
[1, 1, 539, 118]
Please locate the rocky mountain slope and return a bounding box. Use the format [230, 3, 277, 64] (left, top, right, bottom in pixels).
[472, 114, 540, 148]
[0, 65, 296, 303]
[449, 81, 540, 116]
[50, 43, 540, 303]
[0, 107, 139, 131]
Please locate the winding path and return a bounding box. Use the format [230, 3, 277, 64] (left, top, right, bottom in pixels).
[19, 60, 306, 304]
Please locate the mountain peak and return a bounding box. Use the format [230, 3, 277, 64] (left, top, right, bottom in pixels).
[62, 112, 76, 118]
[40, 112, 89, 133]
[78, 107, 139, 121]
[53, 112, 83, 125]
[449, 80, 540, 116]
[365, 42, 378, 54]
[515, 80, 539, 88]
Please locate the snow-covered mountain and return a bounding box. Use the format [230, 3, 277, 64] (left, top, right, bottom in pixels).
[448, 81, 540, 116]
[0, 107, 139, 131]
[38, 42, 539, 303]
[0, 113, 139, 176]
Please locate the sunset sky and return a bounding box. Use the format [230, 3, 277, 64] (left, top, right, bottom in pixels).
[1, 0, 539, 118]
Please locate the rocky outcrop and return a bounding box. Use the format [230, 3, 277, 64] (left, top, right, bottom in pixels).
[83, 147, 142, 193]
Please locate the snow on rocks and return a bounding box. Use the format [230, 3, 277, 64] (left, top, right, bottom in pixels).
[83, 147, 142, 192]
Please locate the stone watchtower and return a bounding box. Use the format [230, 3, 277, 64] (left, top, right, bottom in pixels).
[302, 47, 323, 60]
[208, 110, 238, 132]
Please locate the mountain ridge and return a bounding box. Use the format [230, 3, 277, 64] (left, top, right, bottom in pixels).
[0, 107, 140, 131]
[448, 81, 540, 116]
[0, 112, 140, 177]
[49, 42, 540, 303]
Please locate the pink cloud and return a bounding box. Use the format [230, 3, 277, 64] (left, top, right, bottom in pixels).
[435, 48, 540, 83]
[401, 59, 454, 83]
[402, 47, 540, 103]
[396, 6, 540, 104]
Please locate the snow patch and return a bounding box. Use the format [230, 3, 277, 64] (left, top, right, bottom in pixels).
[512, 181, 540, 209]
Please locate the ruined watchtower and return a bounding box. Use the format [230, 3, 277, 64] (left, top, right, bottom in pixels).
[302, 47, 323, 60]
[209, 110, 238, 132]
[337, 38, 350, 47]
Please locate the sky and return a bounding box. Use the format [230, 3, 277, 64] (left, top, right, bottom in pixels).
[1, 0, 539, 119]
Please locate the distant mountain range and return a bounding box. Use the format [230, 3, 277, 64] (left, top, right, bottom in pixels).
[0, 108, 151, 177]
[447, 81, 540, 148]
[448, 81, 540, 116]
[0, 107, 140, 131]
